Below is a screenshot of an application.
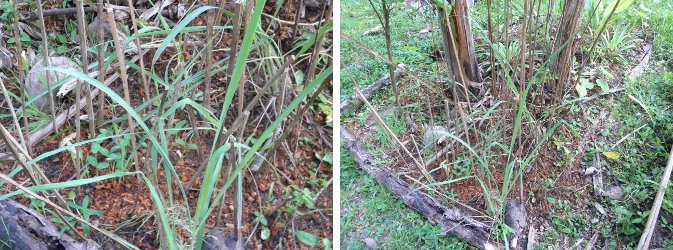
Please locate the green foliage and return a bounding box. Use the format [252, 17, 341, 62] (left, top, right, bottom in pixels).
[286, 185, 315, 212]
[0, 1, 13, 21]
[87, 129, 130, 173]
[594, 19, 639, 64]
[374, 112, 406, 146]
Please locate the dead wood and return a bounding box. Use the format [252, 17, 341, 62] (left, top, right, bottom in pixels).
[340, 66, 407, 114]
[0, 199, 100, 250]
[341, 127, 499, 249]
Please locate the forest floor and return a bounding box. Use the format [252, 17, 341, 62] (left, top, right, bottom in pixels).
[341, 0, 673, 249]
[0, 0, 332, 249]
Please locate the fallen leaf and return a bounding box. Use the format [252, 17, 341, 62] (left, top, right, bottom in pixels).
[602, 151, 620, 160]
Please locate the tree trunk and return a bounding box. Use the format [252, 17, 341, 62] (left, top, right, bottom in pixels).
[439, 0, 482, 87]
[550, 0, 585, 103]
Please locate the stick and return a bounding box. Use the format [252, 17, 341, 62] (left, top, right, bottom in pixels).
[637, 144, 673, 249]
[354, 86, 435, 183]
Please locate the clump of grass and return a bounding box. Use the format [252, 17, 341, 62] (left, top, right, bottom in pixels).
[1, 0, 333, 248]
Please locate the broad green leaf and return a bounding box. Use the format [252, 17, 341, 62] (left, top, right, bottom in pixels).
[580, 78, 594, 89]
[596, 79, 609, 92]
[603, 151, 621, 160]
[261, 227, 271, 240]
[576, 83, 588, 98]
[295, 231, 319, 247]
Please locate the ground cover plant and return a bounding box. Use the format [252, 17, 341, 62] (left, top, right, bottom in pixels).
[0, 0, 333, 248]
[341, 0, 673, 248]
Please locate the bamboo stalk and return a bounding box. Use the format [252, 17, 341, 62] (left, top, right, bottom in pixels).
[637, 145, 673, 249]
[95, 0, 107, 123]
[126, 0, 150, 106]
[0, 78, 28, 152]
[35, 0, 59, 133]
[106, 8, 140, 174]
[11, 0, 31, 156]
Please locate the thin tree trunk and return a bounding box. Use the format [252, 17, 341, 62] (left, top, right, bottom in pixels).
[550, 0, 585, 104]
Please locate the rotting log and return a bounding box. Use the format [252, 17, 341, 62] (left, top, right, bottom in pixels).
[0, 199, 100, 250]
[341, 127, 500, 249]
[340, 64, 407, 114]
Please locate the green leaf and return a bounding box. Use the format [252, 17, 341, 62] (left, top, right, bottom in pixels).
[603, 151, 621, 160]
[152, 6, 216, 64]
[323, 239, 333, 250]
[55, 45, 69, 54]
[576, 83, 588, 98]
[546, 197, 556, 204]
[96, 162, 110, 169]
[579, 78, 594, 89]
[87, 155, 98, 166]
[295, 71, 304, 85]
[596, 79, 609, 92]
[68, 191, 76, 200]
[91, 143, 101, 154]
[295, 231, 319, 247]
[261, 227, 271, 240]
[319, 152, 333, 164]
[57, 34, 68, 44]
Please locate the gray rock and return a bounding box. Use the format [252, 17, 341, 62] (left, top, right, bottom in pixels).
[361, 237, 377, 249]
[504, 201, 527, 248]
[423, 126, 449, 151]
[25, 56, 81, 113]
[602, 186, 624, 200]
[584, 167, 597, 175]
[203, 229, 239, 250]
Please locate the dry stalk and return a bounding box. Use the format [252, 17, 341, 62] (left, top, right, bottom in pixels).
[35, 0, 59, 133]
[125, 0, 151, 108]
[95, 0, 107, 122]
[106, 8, 140, 184]
[11, 0, 31, 155]
[0, 78, 28, 151]
[354, 87, 435, 183]
[637, 144, 673, 249]
[75, 0, 96, 138]
[306, 0, 331, 83]
[74, 0, 89, 178]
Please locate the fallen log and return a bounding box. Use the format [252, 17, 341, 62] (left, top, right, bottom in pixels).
[340, 64, 407, 114]
[0, 199, 100, 250]
[341, 127, 499, 249]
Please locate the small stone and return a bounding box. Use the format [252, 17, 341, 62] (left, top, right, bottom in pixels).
[584, 167, 597, 175]
[423, 126, 449, 150]
[25, 55, 81, 113]
[361, 237, 377, 249]
[203, 229, 239, 250]
[593, 202, 607, 215]
[602, 186, 624, 200]
[504, 201, 527, 240]
[591, 218, 600, 224]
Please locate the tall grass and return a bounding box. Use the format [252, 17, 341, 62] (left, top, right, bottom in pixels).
[2, 0, 332, 248]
